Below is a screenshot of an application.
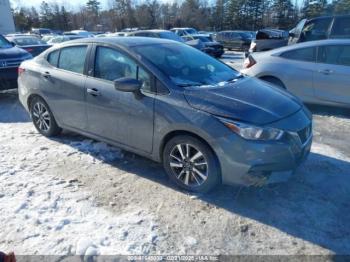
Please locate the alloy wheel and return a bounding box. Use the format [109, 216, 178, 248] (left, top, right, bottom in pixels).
[32, 102, 51, 132]
[169, 143, 208, 187]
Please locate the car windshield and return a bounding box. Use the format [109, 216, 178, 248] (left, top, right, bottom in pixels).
[0, 35, 12, 48]
[185, 29, 197, 35]
[133, 43, 240, 87]
[159, 32, 184, 42]
[13, 37, 45, 46]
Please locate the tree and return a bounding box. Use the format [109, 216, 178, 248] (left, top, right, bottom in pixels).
[302, 0, 328, 18]
[40, 1, 54, 28]
[272, 0, 296, 29]
[333, 0, 350, 14]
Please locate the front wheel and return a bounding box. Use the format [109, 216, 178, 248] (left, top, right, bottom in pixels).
[163, 135, 220, 193]
[30, 97, 62, 137]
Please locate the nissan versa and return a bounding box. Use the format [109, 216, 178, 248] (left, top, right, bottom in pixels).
[18, 37, 313, 192]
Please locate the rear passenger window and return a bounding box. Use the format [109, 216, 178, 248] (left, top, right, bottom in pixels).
[47, 50, 59, 67]
[281, 47, 316, 62]
[58, 46, 87, 74]
[318, 45, 350, 66]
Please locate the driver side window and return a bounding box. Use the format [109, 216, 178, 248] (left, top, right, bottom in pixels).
[94, 46, 152, 92]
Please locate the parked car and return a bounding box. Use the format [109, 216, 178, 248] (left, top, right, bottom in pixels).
[69, 30, 95, 38]
[0, 34, 32, 90]
[46, 35, 85, 45]
[18, 37, 312, 192]
[170, 28, 198, 36]
[128, 30, 184, 42]
[182, 34, 224, 57]
[289, 15, 350, 45]
[249, 29, 289, 53]
[6, 35, 51, 57]
[31, 28, 53, 37]
[216, 31, 253, 51]
[242, 39, 350, 108]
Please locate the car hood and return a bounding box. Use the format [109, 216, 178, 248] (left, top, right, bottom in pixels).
[0, 46, 29, 59]
[184, 77, 302, 125]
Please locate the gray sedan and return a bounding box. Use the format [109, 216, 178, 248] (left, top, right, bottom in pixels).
[242, 39, 350, 108]
[18, 37, 312, 192]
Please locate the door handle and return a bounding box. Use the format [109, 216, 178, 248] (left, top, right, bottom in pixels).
[42, 72, 51, 79]
[87, 88, 101, 97]
[318, 69, 333, 75]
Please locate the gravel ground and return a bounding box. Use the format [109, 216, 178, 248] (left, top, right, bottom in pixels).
[1, 60, 350, 256]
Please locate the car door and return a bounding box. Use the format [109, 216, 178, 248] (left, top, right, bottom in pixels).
[85, 45, 155, 153]
[314, 44, 350, 105]
[278, 46, 316, 101]
[41, 45, 89, 130]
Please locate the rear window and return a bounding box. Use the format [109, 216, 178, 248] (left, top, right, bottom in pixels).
[280, 47, 316, 62]
[13, 37, 45, 46]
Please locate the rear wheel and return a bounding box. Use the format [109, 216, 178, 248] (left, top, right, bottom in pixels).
[163, 135, 220, 193]
[30, 97, 61, 137]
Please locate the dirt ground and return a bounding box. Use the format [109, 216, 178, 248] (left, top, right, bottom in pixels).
[1, 54, 350, 256]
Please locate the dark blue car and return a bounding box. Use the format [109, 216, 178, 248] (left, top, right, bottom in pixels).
[0, 34, 32, 90]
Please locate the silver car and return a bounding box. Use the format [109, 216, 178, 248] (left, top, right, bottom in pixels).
[242, 39, 350, 108]
[18, 37, 312, 192]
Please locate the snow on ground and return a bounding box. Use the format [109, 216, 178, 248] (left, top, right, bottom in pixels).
[1, 90, 350, 255]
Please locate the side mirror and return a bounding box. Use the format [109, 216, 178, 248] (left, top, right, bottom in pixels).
[289, 32, 296, 38]
[114, 77, 141, 93]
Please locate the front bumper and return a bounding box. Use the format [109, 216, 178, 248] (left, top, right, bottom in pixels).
[213, 109, 312, 186]
[0, 67, 18, 90]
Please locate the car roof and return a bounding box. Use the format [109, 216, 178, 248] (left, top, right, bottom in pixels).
[271, 39, 350, 54]
[59, 37, 180, 48]
[131, 30, 170, 34]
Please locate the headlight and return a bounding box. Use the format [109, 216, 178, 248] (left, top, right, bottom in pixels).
[218, 117, 284, 141]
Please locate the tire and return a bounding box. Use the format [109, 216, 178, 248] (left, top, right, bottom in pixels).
[260, 76, 286, 89]
[163, 135, 220, 193]
[30, 96, 62, 137]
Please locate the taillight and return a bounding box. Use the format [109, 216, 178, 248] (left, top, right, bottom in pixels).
[243, 56, 256, 69]
[18, 67, 25, 75]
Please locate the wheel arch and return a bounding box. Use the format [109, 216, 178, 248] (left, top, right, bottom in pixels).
[159, 130, 221, 176]
[259, 75, 286, 89]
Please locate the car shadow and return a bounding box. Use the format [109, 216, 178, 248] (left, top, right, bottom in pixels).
[306, 103, 350, 119]
[0, 90, 30, 123]
[56, 131, 350, 254]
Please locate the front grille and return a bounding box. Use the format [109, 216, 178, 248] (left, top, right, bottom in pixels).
[297, 125, 312, 145]
[0, 58, 23, 68]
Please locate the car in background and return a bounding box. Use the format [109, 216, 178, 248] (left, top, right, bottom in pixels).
[6, 35, 51, 57]
[0, 34, 32, 90]
[216, 31, 253, 51]
[242, 39, 350, 108]
[249, 29, 289, 53]
[31, 28, 53, 37]
[41, 35, 56, 43]
[182, 34, 224, 57]
[289, 15, 350, 45]
[18, 37, 312, 192]
[70, 30, 95, 38]
[128, 30, 185, 42]
[170, 28, 198, 37]
[46, 35, 85, 45]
